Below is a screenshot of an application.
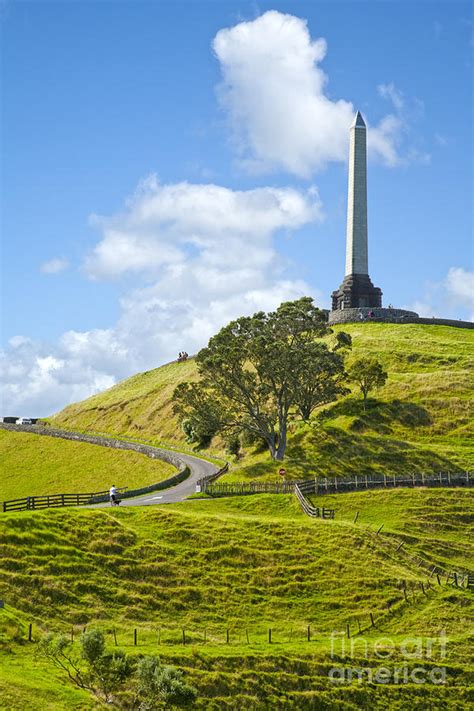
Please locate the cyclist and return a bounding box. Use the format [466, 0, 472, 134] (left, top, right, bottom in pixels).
[109, 484, 119, 506]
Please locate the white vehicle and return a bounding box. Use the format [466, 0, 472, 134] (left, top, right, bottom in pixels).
[17, 417, 32, 425]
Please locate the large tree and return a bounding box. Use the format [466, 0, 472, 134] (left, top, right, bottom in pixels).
[173, 298, 348, 461]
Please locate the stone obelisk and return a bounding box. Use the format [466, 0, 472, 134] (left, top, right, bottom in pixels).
[332, 111, 382, 310]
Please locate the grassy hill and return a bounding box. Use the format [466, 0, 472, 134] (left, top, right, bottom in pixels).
[2, 322, 471, 708]
[0, 428, 176, 502]
[1, 490, 472, 708]
[51, 323, 474, 480]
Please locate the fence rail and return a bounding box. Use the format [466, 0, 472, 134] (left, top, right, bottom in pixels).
[294, 484, 335, 519]
[200, 480, 295, 496]
[298, 471, 470, 496]
[203, 471, 471, 498]
[2, 488, 128, 513]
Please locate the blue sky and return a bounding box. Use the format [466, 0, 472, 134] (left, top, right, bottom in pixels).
[1, 0, 473, 415]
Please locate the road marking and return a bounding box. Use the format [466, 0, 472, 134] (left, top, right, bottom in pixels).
[142, 495, 164, 502]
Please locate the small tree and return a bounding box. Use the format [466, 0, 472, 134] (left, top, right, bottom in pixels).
[38, 632, 197, 708]
[347, 357, 388, 410]
[38, 629, 134, 704]
[134, 656, 197, 709]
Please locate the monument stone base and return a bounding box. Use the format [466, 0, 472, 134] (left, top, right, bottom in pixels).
[331, 274, 382, 311]
[328, 307, 419, 325]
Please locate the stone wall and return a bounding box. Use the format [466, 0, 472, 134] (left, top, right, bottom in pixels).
[328, 307, 473, 329]
[328, 307, 418, 325]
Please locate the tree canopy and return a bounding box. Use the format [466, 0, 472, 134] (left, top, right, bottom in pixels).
[173, 297, 349, 460]
[347, 356, 388, 409]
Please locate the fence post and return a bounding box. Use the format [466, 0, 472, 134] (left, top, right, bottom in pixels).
[226, 629, 230, 644]
[353, 512, 359, 524]
[182, 629, 186, 645]
[28, 623, 33, 642]
[134, 629, 137, 646]
[370, 613, 375, 627]
[307, 625, 311, 642]
[346, 623, 350, 639]
[268, 628, 272, 644]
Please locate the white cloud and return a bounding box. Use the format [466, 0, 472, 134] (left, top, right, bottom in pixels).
[377, 82, 404, 112]
[85, 177, 322, 280]
[444, 267, 474, 314]
[1, 177, 324, 416]
[40, 257, 69, 274]
[406, 267, 474, 321]
[212, 10, 413, 176]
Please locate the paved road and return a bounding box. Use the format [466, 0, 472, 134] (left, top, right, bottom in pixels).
[89, 451, 218, 508]
[1, 422, 219, 509]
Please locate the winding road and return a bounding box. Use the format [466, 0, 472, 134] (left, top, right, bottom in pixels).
[91, 451, 218, 508]
[1, 423, 220, 509]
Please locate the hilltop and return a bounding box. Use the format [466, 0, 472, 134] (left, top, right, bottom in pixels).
[51, 323, 474, 479]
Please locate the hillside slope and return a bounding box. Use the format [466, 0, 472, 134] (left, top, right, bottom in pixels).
[0, 428, 176, 501]
[51, 324, 474, 478]
[1, 490, 472, 709]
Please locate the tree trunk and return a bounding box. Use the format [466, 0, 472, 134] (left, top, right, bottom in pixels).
[275, 420, 287, 461]
[266, 433, 278, 459]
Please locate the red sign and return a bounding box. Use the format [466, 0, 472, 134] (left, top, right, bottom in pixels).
[279, 468, 286, 476]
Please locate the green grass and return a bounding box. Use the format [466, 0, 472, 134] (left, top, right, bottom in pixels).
[50, 324, 474, 482]
[0, 490, 472, 708]
[0, 428, 176, 502]
[51, 357, 198, 444]
[3, 323, 472, 707]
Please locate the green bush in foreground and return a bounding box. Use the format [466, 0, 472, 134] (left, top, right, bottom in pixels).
[38, 629, 196, 709]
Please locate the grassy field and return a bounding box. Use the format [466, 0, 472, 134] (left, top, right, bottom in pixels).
[3, 323, 471, 707]
[51, 324, 474, 481]
[0, 490, 472, 708]
[0, 428, 176, 502]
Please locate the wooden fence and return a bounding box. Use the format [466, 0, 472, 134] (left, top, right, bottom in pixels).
[203, 471, 471, 498]
[2, 488, 128, 513]
[294, 483, 334, 519]
[200, 480, 295, 496]
[297, 471, 470, 496]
